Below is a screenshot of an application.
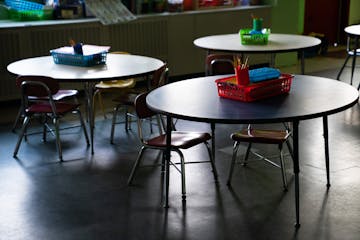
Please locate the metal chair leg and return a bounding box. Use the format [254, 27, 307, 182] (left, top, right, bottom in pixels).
[77, 109, 90, 146]
[24, 118, 29, 142]
[336, 54, 351, 80]
[42, 115, 47, 142]
[125, 107, 131, 131]
[127, 146, 146, 185]
[40, 114, 52, 142]
[227, 141, 241, 186]
[13, 116, 30, 157]
[204, 141, 218, 181]
[92, 90, 107, 120]
[161, 151, 166, 172]
[53, 118, 63, 162]
[279, 143, 288, 191]
[175, 149, 186, 201]
[110, 105, 120, 144]
[350, 49, 358, 86]
[97, 91, 107, 119]
[12, 106, 23, 132]
[243, 142, 252, 166]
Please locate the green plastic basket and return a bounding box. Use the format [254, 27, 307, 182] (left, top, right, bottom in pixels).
[8, 9, 53, 21]
[239, 28, 270, 45]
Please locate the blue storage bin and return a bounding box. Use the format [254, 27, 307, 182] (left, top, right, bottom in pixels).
[50, 51, 107, 67]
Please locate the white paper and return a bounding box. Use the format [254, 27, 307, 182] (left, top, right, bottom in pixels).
[85, 0, 137, 25]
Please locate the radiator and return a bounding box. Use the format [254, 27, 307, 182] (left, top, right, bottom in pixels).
[0, 18, 168, 101]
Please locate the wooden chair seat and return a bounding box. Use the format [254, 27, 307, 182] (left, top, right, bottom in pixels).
[228, 126, 292, 191]
[145, 131, 211, 149]
[27, 102, 81, 115]
[95, 79, 136, 89]
[231, 129, 290, 144]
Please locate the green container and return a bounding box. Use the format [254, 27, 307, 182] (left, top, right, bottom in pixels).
[0, 4, 9, 19]
[239, 28, 270, 45]
[8, 8, 53, 21]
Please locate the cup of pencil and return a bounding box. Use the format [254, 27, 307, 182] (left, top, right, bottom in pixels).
[234, 56, 249, 85]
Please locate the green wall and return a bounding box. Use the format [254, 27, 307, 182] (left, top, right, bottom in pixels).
[349, 0, 360, 25]
[262, 0, 303, 66]
[262, 0, 360, 67]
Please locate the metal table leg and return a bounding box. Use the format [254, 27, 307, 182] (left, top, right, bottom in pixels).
[84, 82, 95, 154]
[205, 50, 210, 76]
[292, 120, 301, 228]
[163, 115, 172, 208]
[269, 53, 276, 68]
[352, 36, 359, 89]
[323, 116, 331, 187]
[211, 122, 216, 163]
[299, 50, 305, 74]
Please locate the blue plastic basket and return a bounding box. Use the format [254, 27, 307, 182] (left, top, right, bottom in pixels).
[50, 51, 108, 67]
[5, 0, 44, 11]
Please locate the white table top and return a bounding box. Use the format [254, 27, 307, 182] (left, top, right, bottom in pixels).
[7, 53, 165, 82]
[193, 33, 321, 53]
[345, 24, 360, 36]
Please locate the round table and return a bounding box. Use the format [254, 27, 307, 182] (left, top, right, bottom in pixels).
[336, 24, 360, 89]
[147, 75, 359, 227]
[7, 53, 165, 154]
[7, 54, 164, 82]
[344, 24, 360, 37]
[194, 33, 322, 74]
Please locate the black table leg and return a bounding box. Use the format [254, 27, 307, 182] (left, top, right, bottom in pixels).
[205, 50, 210, 76]
[84, 82, 95, 154]
[299, 50, 305, 74]
[352, 36, 359, 89]
[163, 115, 172, 208]
[292, 120, 301, 228]
[350, 37, 359, 85]
[211, 122, 216, 162]
[323, 116, 331, 187]
[270, 53, 276, 68]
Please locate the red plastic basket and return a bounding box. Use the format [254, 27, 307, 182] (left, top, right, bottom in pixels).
[215, 73, 293, 102]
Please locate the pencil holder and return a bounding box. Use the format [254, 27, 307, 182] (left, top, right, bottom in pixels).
[234, 66, 250, 85]
[253, 18, 263, 31]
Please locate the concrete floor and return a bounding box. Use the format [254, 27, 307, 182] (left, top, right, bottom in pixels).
[1, 50, 360, 239]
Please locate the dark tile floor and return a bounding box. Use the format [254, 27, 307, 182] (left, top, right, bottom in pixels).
[1, 51, 360, 240]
